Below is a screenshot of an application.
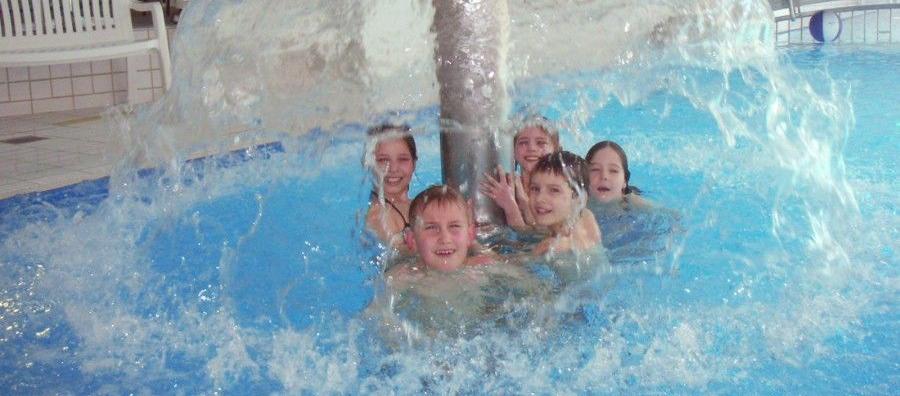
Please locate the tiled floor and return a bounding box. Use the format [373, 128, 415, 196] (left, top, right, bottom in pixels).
[0, 107, 269, 200]
[0, 108, 121, 199]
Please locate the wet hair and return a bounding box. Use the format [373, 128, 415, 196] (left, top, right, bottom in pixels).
[585, 140, 641, 195]
[530, 151, 588, 196]
[367, 123, 417, 161]
[408, 184, 471, 229]
[514, 115, 561, 151]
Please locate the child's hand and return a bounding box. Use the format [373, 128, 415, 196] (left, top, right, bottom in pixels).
[479, 165, 518, 212]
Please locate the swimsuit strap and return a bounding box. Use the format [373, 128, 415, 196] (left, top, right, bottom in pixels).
[371, 190, 410, 227]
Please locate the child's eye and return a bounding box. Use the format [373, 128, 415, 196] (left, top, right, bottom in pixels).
[529, 186, 540, 193]
[610, 169, 618, 173]
[449, 223, 462, 230]
[550, 187, 561, 194]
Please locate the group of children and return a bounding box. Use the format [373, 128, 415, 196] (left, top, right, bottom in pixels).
[365, 117, 647, 280]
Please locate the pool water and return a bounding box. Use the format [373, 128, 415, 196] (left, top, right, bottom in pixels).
[1, 33, 898, 396]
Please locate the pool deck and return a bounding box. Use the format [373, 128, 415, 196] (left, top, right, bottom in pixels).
[0, 108, 119, 200]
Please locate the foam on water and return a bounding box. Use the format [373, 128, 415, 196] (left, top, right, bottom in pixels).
[1, 0, 898, 393]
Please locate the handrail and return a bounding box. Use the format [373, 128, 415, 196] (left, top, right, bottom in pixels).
[775, 3, 900, 22]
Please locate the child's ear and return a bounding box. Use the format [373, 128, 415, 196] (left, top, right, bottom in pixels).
[404, 227, 417, 252]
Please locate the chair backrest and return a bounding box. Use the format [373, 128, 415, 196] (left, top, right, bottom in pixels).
[1, 0, 134, 50]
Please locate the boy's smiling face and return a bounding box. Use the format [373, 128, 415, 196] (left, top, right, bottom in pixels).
[529, 171, 577, 228]
[406, 201, 474, 272]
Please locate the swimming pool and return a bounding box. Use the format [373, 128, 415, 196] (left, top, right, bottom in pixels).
[2, 4, 898, 395]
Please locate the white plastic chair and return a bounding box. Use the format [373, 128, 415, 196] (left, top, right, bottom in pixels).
[0, 0, 172, 104]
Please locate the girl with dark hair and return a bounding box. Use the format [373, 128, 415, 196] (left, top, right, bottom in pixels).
[584, 140, 648, 209]
[364, 123, 418, 249]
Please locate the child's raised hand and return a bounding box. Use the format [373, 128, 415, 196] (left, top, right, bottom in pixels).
[479, 165, 518, 211]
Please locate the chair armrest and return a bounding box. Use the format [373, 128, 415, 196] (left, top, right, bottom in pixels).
[130, 1, 168, 30]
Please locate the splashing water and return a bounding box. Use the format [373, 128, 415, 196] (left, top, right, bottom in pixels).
[1, 0, 898, 393]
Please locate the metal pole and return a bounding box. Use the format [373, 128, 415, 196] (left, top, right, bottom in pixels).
[433, 0, 511, 227]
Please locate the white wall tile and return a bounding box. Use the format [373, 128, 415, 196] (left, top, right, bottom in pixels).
[0, 84, 8, 102]
[866, 10, 877, 42]
[50, 64, 72, 78]
[0, 102, 32, 117]
[9, 82, 31, 101]
[112, 73, 128, 91]
[853, 11, 862, 41]
[29, 66, 50, 80]
[132, 89, 154, 104]
[91, 60, 112, 74]
[0, 69, 6, 83]
[112, 58, 127, 73]
[130, 55, 151, 70]
[151, 54, 160, 69]
[72, 77, 94, 95]
[71, 62, 92, 77]
[132, 70, 152, 89]
[33, 98, 73, 114]
[92, 75, 113, 93]
[877, 9, 891, 42]
[74, 93, 114, 109]
[893, 9, 900, 42]
[51, 79, 73, 97]
[30, 80, 52, 99]
[114, 91, 128, 105]
[8, 67, 29, 82]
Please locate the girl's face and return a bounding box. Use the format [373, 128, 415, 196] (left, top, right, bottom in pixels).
[587, 147, 626, 203]
[373, 138, 416, 197]
[529, 172, 577, 228]
[515, 126, 555, 174]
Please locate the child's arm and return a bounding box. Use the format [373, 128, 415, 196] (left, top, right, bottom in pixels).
[513, 175, 537, 228]
[577, 209, 602, 249]
[531, 211, 601, 256]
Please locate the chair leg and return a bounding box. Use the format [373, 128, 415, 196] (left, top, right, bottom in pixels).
[127, 54, 140, 105]
[158, 40, 172, 92]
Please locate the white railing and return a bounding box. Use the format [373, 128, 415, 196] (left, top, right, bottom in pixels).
[772, 0, 900, 44]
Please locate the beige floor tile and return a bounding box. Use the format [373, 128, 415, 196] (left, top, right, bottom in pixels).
[0, 181, 42, 199]
[28, 171, 97, 187]
[80, 166, 113, 179]
[0, 119, 51, 135]
[0, 143, 18, 153]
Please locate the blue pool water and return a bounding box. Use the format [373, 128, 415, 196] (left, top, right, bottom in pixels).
[1, 23, 898, 396]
